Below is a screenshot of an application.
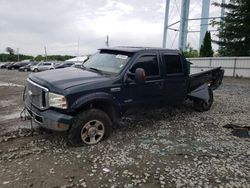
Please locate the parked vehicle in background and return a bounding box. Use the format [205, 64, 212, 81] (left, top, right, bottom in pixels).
[0, 62, 8, 69]
[71, 62, 83, 68]
[7, 62, 30, 70]
[0, 62, 6, 67]
[0, 62, 12, 69]
[19, 62, 38, 72]
[24, 47, 224, 146]
[54, 62, 75, 69]
[5, 62, 16, 69]
[30, 62, 55, 72]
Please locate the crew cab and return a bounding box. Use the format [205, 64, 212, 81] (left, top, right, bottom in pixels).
[24, 47, 224, 146]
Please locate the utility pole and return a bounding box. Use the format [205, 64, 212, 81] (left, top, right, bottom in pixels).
[162, 0, 170, 48]
[199, 0, 210, 48]
[105, 35, 109, 47]
[44, 46, 47, 61]
[77, 37, 80, 62]
[17, 48, 19, 62]
[178, 0, 190, 51]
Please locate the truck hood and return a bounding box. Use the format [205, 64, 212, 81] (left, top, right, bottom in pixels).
[29, 67, 109, 91]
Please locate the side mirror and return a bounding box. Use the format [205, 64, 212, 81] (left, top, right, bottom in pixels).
[135, 68, 146, 84]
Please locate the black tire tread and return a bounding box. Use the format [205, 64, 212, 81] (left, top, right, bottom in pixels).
[68, 109, 112, 147]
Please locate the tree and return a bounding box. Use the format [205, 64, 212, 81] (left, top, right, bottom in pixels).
[182, 44, 199, 58]
[34, 55, 44, 62]
[200, 31, 213, 57]
[6, 47, 15, 55]
[212, 0, 250, 56]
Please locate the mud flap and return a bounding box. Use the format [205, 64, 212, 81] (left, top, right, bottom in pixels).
[187, 84, 209, 102]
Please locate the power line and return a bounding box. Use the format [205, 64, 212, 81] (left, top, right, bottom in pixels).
[174, 0, 181, 17]
[171, 32, 178, 48]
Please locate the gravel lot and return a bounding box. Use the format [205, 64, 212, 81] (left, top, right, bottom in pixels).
[0, 69, 250, 188]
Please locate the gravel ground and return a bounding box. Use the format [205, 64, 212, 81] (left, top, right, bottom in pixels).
[0, 69, 250, 188]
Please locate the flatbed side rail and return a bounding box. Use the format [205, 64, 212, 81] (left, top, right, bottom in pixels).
[188, 67, 224, 92]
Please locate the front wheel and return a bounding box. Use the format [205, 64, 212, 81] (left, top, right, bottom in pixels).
[193, 88, 213, 112]
[33, 68, 38, 72]
[68, 109, 112, 146]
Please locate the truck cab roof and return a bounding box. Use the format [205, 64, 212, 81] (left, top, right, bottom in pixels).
[99, 46, 180, 54]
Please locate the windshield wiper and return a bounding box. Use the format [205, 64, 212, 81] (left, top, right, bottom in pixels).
[88, 67, 103, 74]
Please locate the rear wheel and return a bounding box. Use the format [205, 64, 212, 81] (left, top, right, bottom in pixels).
[24, 68, 28, 72]
[194, 88, 213, 112]
[33, 68, 38, 72]
[68, 109, 112, 146]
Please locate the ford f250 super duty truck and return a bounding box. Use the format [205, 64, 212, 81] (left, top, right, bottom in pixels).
[24, 47, 224, 146]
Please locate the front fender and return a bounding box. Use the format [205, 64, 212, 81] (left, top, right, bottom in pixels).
[70, 92, 121, 113]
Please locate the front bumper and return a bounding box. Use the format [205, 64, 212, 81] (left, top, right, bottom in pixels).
[25, 103, 73, 131]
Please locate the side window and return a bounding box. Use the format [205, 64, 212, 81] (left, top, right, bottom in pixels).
[130, 55, 159, 76]
[44, 63, 51, 66]
[163, 55, 183, 74]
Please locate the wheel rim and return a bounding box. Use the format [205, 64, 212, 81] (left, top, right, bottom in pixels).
[80, 120, 105, 145]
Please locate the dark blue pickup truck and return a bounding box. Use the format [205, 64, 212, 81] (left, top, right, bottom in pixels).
[24, 47, 224, 146]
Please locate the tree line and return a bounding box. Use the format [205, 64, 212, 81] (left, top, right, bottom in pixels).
[1, 47, 75, 62]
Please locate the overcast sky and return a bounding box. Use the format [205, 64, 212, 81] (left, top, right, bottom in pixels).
[0, 0, 223, 56]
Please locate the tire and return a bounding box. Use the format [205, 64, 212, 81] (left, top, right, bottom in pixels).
[194, 88, 213, 112]
[33, 68, 38, 72]
[24, 68, 28, 72]
[11, 67, 14, 70]
[68, 109, 112, 146]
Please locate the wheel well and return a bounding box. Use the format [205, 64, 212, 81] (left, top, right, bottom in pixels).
[76, 101, 120, 124]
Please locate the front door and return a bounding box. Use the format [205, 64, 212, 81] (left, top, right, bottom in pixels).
[125, 53, 164, 106]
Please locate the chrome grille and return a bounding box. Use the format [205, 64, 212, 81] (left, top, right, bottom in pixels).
[26, 79, 49, 109]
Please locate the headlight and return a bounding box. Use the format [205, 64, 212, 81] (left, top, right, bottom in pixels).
[48, 92, 67, 109]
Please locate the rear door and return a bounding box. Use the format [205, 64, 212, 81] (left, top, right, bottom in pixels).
[38, 62, 45, 71]
[43, 62, 52, 70]
[161, 53, 188, 104]
[125, 52, 164, 105]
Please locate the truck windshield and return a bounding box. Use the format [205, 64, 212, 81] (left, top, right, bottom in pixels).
[84, 52, 131, 74]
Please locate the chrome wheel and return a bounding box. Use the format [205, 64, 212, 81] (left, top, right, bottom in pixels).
[80, 120, 105, 145]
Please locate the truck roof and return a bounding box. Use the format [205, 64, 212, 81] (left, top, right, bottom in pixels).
[99, 46, 180, 54]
